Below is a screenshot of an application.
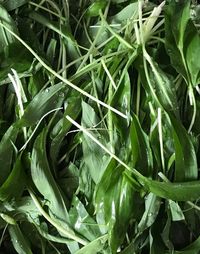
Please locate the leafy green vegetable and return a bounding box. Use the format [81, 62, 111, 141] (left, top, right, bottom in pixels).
[0, 0, 200, 253]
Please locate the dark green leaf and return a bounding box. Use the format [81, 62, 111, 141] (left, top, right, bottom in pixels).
[18, 83, 65, 127]
[130, 114, 153, 176]
[2, 0, 28, 11]
[0, 4, 18, 53]
[0, 125, 18, 185]
[170, 115, 198, 181]
[0, 155, 25, 201]
[31, 129, 69, 223]
[95, 161, 135, 252]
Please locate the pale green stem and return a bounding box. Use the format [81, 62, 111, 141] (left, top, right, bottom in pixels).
[101, 59, 117, 90]
[188, 86, 197, 133]
[108, 82, 114, 154]
[158, 108, 165, 172]
[29, 1, 66, 21]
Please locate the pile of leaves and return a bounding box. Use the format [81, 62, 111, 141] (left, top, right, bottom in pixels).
[1, 0, 200, 253]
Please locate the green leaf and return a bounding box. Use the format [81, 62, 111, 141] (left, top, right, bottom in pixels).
[95, 161, 135, 252]
[50, 96, 81, 167]
[0, 125, 18, 185]
[46, 38, 57, 66]
[168, 200, 185, 221]
[109, 3, 138, 24]
[165, 0, 200, 86]
[130, 114, 153, 176]
[111, 71, 131, 138]
[8, 196, 41, 222]
[29, 11, 81, 66]
[145, 179, 200, 202]
[81, 101, 110, 184]
[58, 163, 79, 199]
[0, 43, 33, 84]
[8, 224, 33, 254]
[69, 196, 101, 241]
[0, 155, 25, 201]
[111, 0, 129, 3]
[138, 193, 161, 233]
[33, 222, 74, 245]
[174, 235, 200, 254]
[164, 0, 190, 80]
[170, 115, 198, 181]
[31, 128, 69, 223]
[2, 0, 28, 11]
[0, 4, 18, 53]
[125, 172, 200, 201]
[86, 0, 107, 17]
[75, 235, 108, 254]
[184, 21, 200, 86]
[18, 83, 65, 127]
[31, 128, 80, 252]
[145, 56, 179, 116]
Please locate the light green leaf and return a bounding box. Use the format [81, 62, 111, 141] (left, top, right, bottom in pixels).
[8, 224, 33, 254]
[169, 200, 185, 221]
[109, 3, 138, 24]
[69, 196, 101, 241]
[75, 235, 108, 254]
